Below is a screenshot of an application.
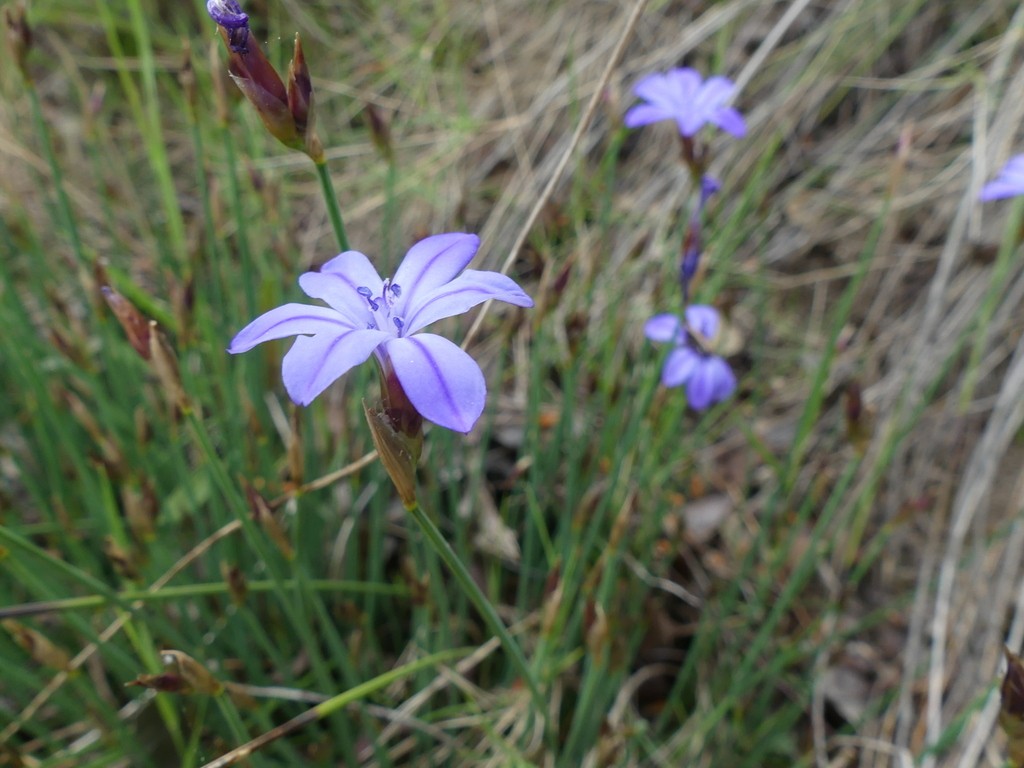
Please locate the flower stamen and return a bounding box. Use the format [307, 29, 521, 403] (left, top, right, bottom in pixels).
[356, 286, 380, 312]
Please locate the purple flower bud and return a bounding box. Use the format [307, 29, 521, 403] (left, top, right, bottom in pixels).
[700, 175, 721, 205]
[207, 0, 248, 28]
[206, 0, 249, 53]
[680, 226, 700, 288]
[208, 3, 323, 160]
[679, 174, 719, 297]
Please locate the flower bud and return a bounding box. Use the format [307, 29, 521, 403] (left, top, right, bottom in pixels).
[218, 27, 299, 149]
[221, 562, 248, 606]
[584, 600, 609, 657]
[286, 33, 322, 161]
[208, 3, 323, 160]
[127, 650, 223, 696]
[123, 480, 159, 543]
[101, 286, 151, 360]
[103, 536, 140, 581]
[126, 672, 190, 693]
[844, 380, 869, 452]
[207, 0, 249, 52]
[3, 3, 31, 82]
[364, 399, 419, 509]
[365, 102, 394, 163]
[148, 322, 190, 415]
[2, 619, 72, 671]
[244, 481, 294, 560]
[1001, 648, 1024, 766]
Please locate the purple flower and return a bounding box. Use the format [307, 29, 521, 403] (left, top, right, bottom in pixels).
[624, 68, 746, 138]
[645, 305, 736, 410]
[980, 155, 1024, 201]
[229, 233, 533, 433]
[206, 0, 249, 52]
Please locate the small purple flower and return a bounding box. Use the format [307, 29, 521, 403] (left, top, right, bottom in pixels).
[980, 155, 1024, 201]
[624, 68, 746, 138]
[645, 305, 736, 410]
[207, 0, 250, 52]
[229, 234, 533, 433]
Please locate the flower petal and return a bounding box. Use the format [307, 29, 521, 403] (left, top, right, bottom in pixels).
[392, 234, 480, 315]
[633, 72, 673, 104]
[385, 334, 486, 433]
[644, 313, 681, 343]
[979, 180, 1024, 201]
[667, 68, 702, 103]
[228, 304, 356, 354]
[713, 107, 747, 137]
[685, 305, 720, 340]
[314, 250, 384, 297]
[280, 327, 390, 406]
[401, 270, 533, 334]
[662, 346, 700, 388]
[697, 76, 736, 107]
[980, 156, 1024, 201]
[298, 272, 376, 327]
[624, 104, 672, 128]
[686, 356, 736, 410]
[207, 0, 248, 28]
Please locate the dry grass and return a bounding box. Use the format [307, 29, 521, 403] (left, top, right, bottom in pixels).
[3, 0, 1024, 764]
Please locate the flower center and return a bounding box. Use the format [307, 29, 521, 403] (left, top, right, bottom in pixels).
[357, 280, 405, 335]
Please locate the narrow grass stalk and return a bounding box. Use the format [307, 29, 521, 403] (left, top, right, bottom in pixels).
[0, 579, 407, 619]
[199, 648, 469, 768]
[221, 126, 257, 316]
[404, 500, 549, 741]
[315, 160, 350, 252]
[24, 83, 85, 271]
[959, 195, 1024, 406]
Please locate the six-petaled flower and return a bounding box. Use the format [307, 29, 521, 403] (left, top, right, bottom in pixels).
[980, 155, 1024, 201]
[624, 68, 746, 138]
[229, 233, 533, 433]
[644, 305, 736, 410]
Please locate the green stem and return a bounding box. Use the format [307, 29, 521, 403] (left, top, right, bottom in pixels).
[382, 159, 398, 265]
[221, 126, 256, 316]
[25, 82, 86, 271]
[314, 160, 350, 252]
[405, 501, 549, 739]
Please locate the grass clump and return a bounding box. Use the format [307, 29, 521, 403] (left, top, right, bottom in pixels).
[2, 1, 1024, 766]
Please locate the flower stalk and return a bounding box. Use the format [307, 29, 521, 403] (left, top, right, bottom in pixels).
[314, 159, 350, 252]
[625, 67, 743, 410]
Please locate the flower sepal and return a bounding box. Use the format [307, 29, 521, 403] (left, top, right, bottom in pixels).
[364, 398, 421, 510]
